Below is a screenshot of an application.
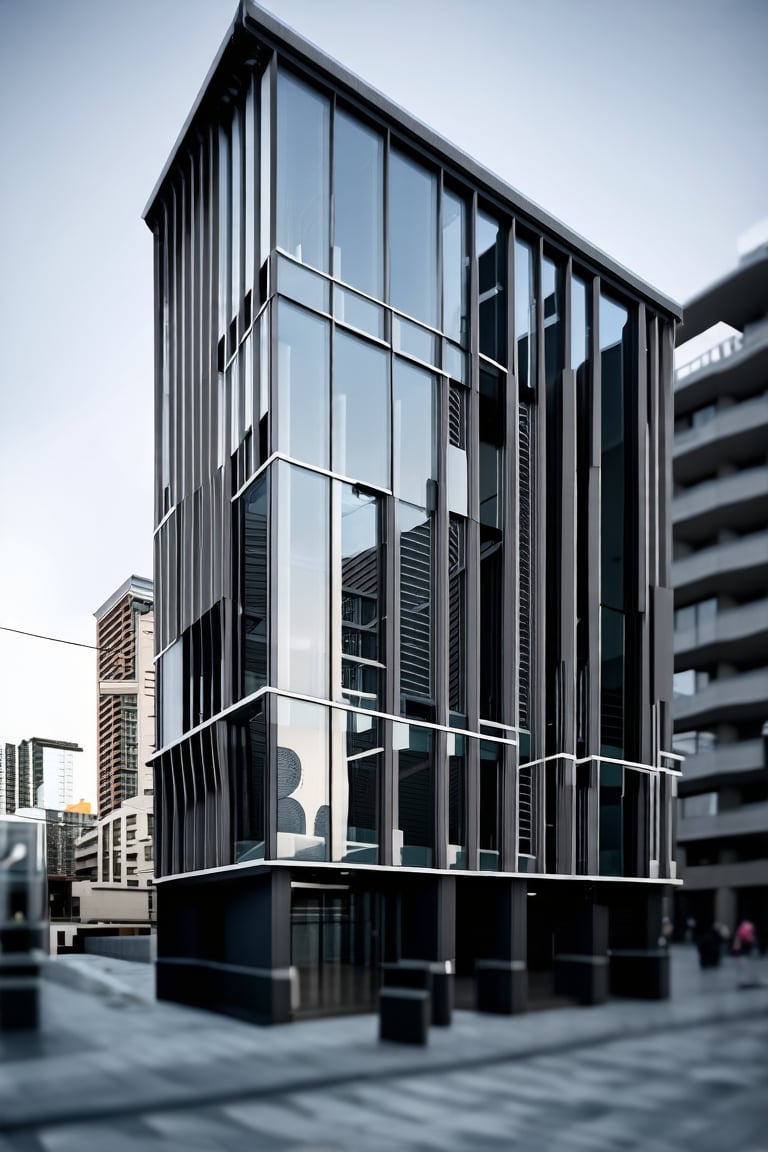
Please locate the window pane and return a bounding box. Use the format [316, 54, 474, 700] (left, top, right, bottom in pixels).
[393, 359, 435, 506]
[399, 503, 433, 706]
[448, 518, 466, 717]
[442, 189, 466, 345]
[479, 741, 502, 871]
[448, 732, 466, 869]
[477, 210, 506, 363]
[515, 238, 534, 391]
[389, 150, 438, 327]
[277, 464, 329, 697]
[515, 239, 536, 390]
[160, 640, 183, 746]
[277, 696, 329, 861]
[241, 471, 269, 696]
[571, 274, 588, 374]
[234, 703, 266, 863]
[277, 301, 329, 468]
[333, 708, 380, 864]
[333, 109, 383, 298]
[277, 70, 329, 271]
[600, 294, 628, 611]
[340, 485, 383, 709]
[333, 330, 389, 489]
[600, 606, 624, 757]
[394, 722, 434, 866]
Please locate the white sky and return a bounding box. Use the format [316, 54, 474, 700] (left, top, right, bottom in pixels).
[0, 0, 765, 805]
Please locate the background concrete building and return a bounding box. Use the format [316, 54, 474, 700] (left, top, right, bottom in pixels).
[673, 228, 768, 944]
[146, 2, 680, 1024]
[91, 577, 155, 917]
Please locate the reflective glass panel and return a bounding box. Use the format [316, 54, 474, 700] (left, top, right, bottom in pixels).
[600, 605, 624, 757]
[277, 696, 329, 861]
[277, 71, 329, 271]
[389, 150, 438, 327]
[394, 722, 434, 866]
[276, 463, 329, 698]
[333, 330, 389, 489]
[599, 760, 623, 875]
[398, 503, 433, 706]
[234, 702, 266, 863]
[277, 256, 330, 314]
[241, 471, 269, 696]
[477, 210, 507, 364]
[277, 301, 329, 468]
[340, 485, 383, 709]
[479, 741, 502, 871]
[393, 359, 436, 507]
[448, 732, 466, 869]
[159, 640, 183, 746]
[334, 288, 386, 339]
[442, 189, 466, 345]
[515, 239, 536, 391]
[448, 518, 466, 716]
[332, 708, 381, 864]
[600, 294, 628, 611]
[333, 109, 383, 298]
[393, 317, 439, 367]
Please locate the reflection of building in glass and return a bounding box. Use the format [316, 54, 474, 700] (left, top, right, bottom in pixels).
[0, 738, 80, 815]
[673, 229, 768, 944]
[146, 4, 681, 1024]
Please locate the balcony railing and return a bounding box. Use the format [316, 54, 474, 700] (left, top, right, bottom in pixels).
[676, 332, 743, 382]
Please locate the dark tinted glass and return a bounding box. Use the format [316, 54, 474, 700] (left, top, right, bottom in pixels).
[477, 210, 507, 363]
[242, 471, 269, 695]
[395, 723, 434, 866]
[340, 486, 383, 710]
[442, 189, 466, 345]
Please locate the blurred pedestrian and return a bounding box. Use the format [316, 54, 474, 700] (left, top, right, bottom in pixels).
[731, 918, 757, 985]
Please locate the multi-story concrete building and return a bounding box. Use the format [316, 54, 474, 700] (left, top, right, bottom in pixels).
[673, 231, 768, 944]
[145, 2, 681, 1023]
[93, 578, 155, 905]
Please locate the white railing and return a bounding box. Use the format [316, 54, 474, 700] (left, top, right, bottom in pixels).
[675, 331, 743, 381]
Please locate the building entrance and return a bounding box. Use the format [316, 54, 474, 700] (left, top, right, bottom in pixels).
[291, 885, 383, 1017]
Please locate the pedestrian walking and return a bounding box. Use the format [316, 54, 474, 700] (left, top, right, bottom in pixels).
[732, 918, 757, 986]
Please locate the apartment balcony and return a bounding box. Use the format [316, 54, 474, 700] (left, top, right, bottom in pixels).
[674, 667, 768, 727]
[675, 598, 768, 668]
[673, 465, 768, 544]
[677, 799, 768, 843]
[678, 858, 768, 891]
[673, 529, 768, 602]
[674, 393, 768, 486]
[677, 739, 765, 788]
[674, 319, 768, 415]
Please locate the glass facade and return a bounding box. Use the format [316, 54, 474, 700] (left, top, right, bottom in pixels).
[150, 39, 678, 893]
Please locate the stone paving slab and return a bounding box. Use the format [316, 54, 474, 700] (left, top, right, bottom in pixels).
[0, 948, 764, 1135]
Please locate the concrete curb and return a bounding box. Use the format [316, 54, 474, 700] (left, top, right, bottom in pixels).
[41, 955, 151, 1003]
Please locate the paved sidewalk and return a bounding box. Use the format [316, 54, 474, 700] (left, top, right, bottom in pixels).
[0, 947, 765, 1136]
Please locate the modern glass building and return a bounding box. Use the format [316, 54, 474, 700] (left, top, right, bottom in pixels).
[672, 231, 768, 945]
[145, 1, 681, 1023]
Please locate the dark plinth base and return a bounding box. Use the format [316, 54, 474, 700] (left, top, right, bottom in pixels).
[475, 959, 527, 1014]
[156, 958, 293, 1024]
[379, 987, 430, 1045]
[609, 949, 670, 1000]
[380, 960, 453, 1026]
[554, 954, 609, 1005]
[0, 960, 41, 1030]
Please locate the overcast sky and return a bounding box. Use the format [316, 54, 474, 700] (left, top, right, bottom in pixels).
[0, 0, 765, 804]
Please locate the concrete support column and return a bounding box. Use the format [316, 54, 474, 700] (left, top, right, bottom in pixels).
[553, 886, 609, 1005]
[386, 874, 456, 1026]
[156, 867, 293, 1024]
[715, 887, 737, 934]
[608, 884, 670, 1000]
[474, 878, 528, 1014]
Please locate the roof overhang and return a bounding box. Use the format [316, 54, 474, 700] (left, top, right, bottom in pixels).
[676, 247, 768, 345]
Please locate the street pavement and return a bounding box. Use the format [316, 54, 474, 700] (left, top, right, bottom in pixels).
[0, 947, 765, 1150]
